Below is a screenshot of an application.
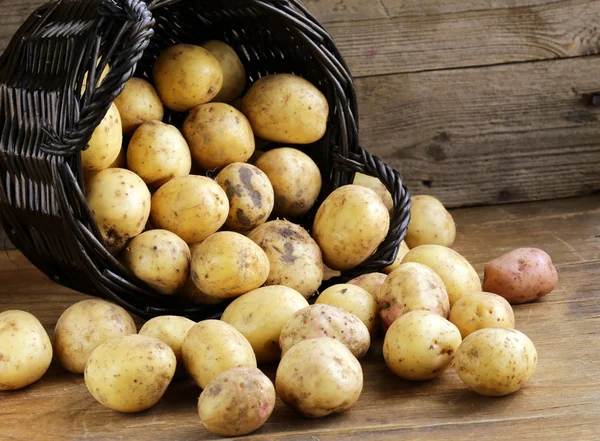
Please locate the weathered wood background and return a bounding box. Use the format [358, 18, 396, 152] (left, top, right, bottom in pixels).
[1, 0, 600, 249]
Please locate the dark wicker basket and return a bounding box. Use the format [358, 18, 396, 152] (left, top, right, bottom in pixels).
[0, 0, 411, 320]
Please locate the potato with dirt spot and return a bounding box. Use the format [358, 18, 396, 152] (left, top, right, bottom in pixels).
[247, 220, 323, 298]
[53, 299, 136, 374]
[215, 163, 274, 231]
[405, 195, 456, 248]
[384, 241, 410, 274]
[255, 148, 322, 218]
[313, 185, 390, 271]
[353, 172, 394, 212]
[198, 366, 275, 437]
[182, 320, 256, 389]
[0, 310, 52, 390]
[348, 272, 387, 299]
[86, 168, 151, 254]
[383, 310, 462, 381]
[316, 284, 379, 336]
[81, 102, 122, 174]
[276, 337, 363, 418]
[114, 78, 164, 134]
[84, 335, 176, 412]
[150, 175, 228, 244]
[180, 243, 228, 305]
[201, 40, 247, 104]
[455, 328, 537, 396]
[449, 292, 515, 338]
[279, 304, 370, 358]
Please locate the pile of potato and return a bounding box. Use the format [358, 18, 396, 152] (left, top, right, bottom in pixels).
[0, 40, 561, 438]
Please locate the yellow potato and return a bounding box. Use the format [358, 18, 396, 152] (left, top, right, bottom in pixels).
[215, 162, 274, 231]
[402, 245, 482, 306]
[54, 299, 136, 374]
[247, 220, 323, 298]
[276, 337, 363, 418]
[348, 272, 387, 298]
[80, 59, 109, 95]
[139, 316, 195, 375]
[84, 335, 176, 412]
[316, 284, 379, 336]
[114, 78, 164, 134]
[150, 175, 228, 244]
[449, 292, 515, 338]
[353, 172, 393, 212]
[86, 168, 151, 254]
[183, 103, 255, 170]
[242, 74, 328, 144]
[455, 328, 537, 396]
[81, 102, 122, 174]
[255, 148, 322, 218]
[323, 264, 342, 281]
[383, 310, 461, 381]
[384, 241, 410, 274]
[153, 44, 223, 112]
[0, 311, 52, 390]
[221, 285, 309, 363]
[127, 121, 191, 189]
[201, 40, 246, 104]
[313, 185, 390, 270]
[182, 320, 257, 389]
[180, 243, 227, 305]
[405, 195, 456, 248]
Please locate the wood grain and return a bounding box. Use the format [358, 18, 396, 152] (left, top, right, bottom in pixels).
[0, 195, 599, 441]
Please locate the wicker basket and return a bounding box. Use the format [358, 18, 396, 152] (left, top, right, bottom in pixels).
[0, 0, 411, 320]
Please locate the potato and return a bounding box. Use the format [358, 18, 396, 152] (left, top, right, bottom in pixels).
[455, 328, 537, 396]
[316, 284, 379, 336]
[86, 168, 151, 254]
[182, 320, 256, 389]
[183, 103, 254, 170]
[276, 337, 363, 418]
[313, 185, 390, 271]
[323, 264, 342, 281]
[405, 195, 456, 248]
[255, 148, 322, 218]
[247, 220, 323, 298]
[383, 310, 461, 381]
[153, 44, 223, 112]
[81, 102, 122, 174]
[108, 147, 126, 169]
[80, 59, 109, 94]
[348, 272, 387, 298]
[127, 121, 191, 189]
[201, 40, 246, 104]
[53, 300, 136, 374]
[215, 163, 274, 231]
[449, 292, 515, 338]
[85, 335, 176, 412]
[180, 244, 226, 305]
[221, 285, 309, 363]
[377, 262, 450, 330]
[353, 172, 393, 212]
[190, 232, 269, 299]
[0, 311, 52, 390]
[384, 240, 410, 274]
[114, 78, 164, 134]
[150, 175, 228, 244]
[482, 247, 559, 304]
[280, 304, 370, 358]
[199, 366, 275, 437]
[242, 73, 329, 144]
[402, 245, 481, 306]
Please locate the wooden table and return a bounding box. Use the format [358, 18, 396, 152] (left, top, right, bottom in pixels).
[1, 195, 599, 440]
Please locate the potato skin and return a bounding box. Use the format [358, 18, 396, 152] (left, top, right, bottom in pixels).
[138, 316, 196, 371]
[449, 292, 515, 338]
[180, 243, 228, 305]
[198, 366, 275, 437]
[54, 300, 136, 374]
[383, 310, 462, 381]
[0, 310, 52, 390]
[114, 78, 164, 134]
[402, 245, 482, 306]
[483, 248, 558, 304]
[276, 337, 363, 418]
[247, 220, 323, 298]
[405, 195, 456, 248]
[280, 304, 370, 358]
[348, 272, 387, 299]
[316, 284, 379, 336]
[84, 335, 176, 412]
[384, 241, 410, 274]
[216, 163, 274, 231]
[150, 175, 228, 244]
[255, 148, 322, 218]
[313, 185, 390, 271]
[81, 102, 122, 174]
[242, 73, 329, 144]
[201, 40, 246, 104]
[353, 172, 393, 212]
[455, 328, 537, 396]
[153, 44, 223, 112]
[221, 286, 309, 363]
[183, 103, 255, 170]
[190, 232, 269, 299]
[182, 320, 256, 389]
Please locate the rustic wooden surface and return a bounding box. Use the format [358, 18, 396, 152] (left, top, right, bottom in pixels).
[1, 195, 599, 441]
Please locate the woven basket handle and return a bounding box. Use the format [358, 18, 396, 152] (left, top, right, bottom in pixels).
[41, 0, 154, 156]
